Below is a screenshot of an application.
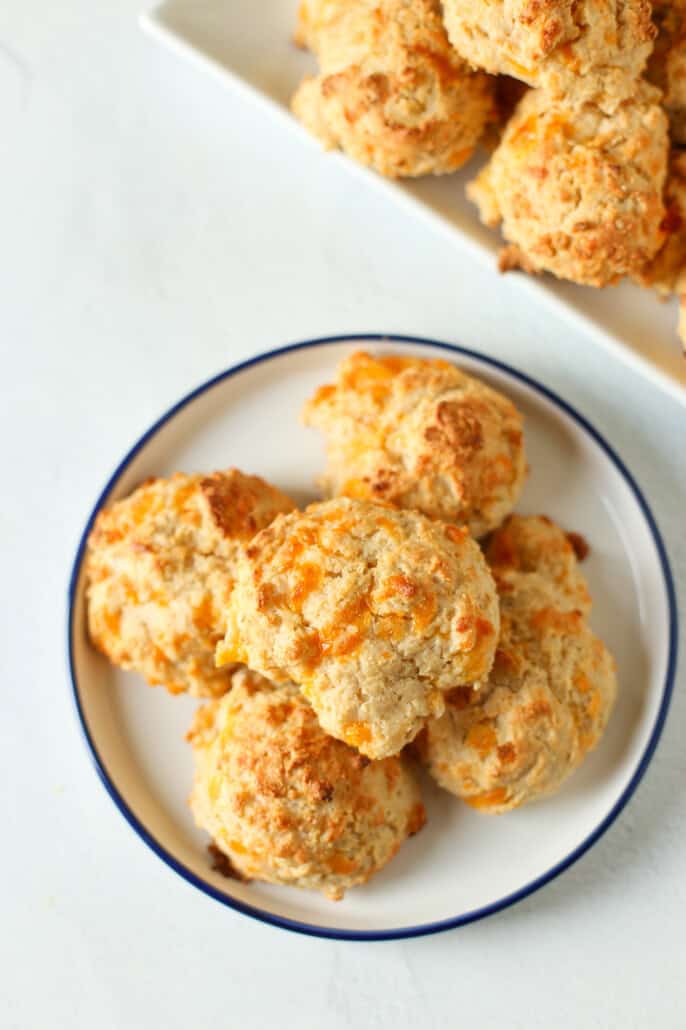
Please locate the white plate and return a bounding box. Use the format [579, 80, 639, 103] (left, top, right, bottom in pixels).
[68, 335, 677, 939]
[139, 0, 686, 409]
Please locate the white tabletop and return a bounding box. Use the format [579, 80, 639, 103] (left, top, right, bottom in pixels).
[3, 3, 685, 1027]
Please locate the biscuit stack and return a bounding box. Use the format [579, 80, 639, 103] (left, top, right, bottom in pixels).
[86, 352, 618, 900]
[292, 0, 686, 351]
[450, 0, 669, 288]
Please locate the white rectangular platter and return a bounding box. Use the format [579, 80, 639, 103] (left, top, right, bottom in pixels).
[141, 0, 686, 408]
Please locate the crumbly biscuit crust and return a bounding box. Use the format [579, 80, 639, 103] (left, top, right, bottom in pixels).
[291, 0, 493, 177]
[303, 351, 526, 536]
[468, 85, 668, 286]
[443, 0, 655, 112]
[86, 470, 295, 696]
[189, 671, 425, 899]
[219, 497, 499, 758]
[422, 515, 617, 812]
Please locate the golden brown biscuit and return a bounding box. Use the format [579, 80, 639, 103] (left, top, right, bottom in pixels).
[421, 517, 617, 812]
[86, 470, 296, 697]
[189, 670, 426, 900]
[636, 150, 686, 353]
[468, 85, 668, 287]
[302, 351, 526, 537]
[218, 497, 499, 759]
[291, 0, 494, 178]
[442, 0, 655, 112]
[647, 0, 686, 143]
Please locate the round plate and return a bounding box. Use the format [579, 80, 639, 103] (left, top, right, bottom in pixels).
[68, 334, 677, 940]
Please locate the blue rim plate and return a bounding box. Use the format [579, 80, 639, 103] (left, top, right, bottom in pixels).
[67, 334, 678, 940]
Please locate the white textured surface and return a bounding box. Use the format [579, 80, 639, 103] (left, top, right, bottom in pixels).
[1, 1, 684, 1027]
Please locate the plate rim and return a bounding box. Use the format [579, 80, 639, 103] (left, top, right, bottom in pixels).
[139, 4, 686, 410]
[67, 333, 679, 941]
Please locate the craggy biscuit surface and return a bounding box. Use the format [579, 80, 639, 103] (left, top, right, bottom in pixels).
[189, 671, 425, 899]
[302, 351, 526, 537]
[421, 516, 617, 812]
[291, 0, 493, 177]
[468, 85, 668, 286]
[218, 497, 499, 758]
[86, 470, 296, 697]
[442, 0, 655, 111]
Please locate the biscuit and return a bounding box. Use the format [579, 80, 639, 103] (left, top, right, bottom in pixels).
[302, 351, 526, 536]
[189, 670, 426, 900]
[86, 470, 296, 696]
[421, 516, 617, 812]
[468, 85, 668, 287]
[218, 497, 499, 758]
[291, 0, 494, 178]
[442, 0, 655, 112]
